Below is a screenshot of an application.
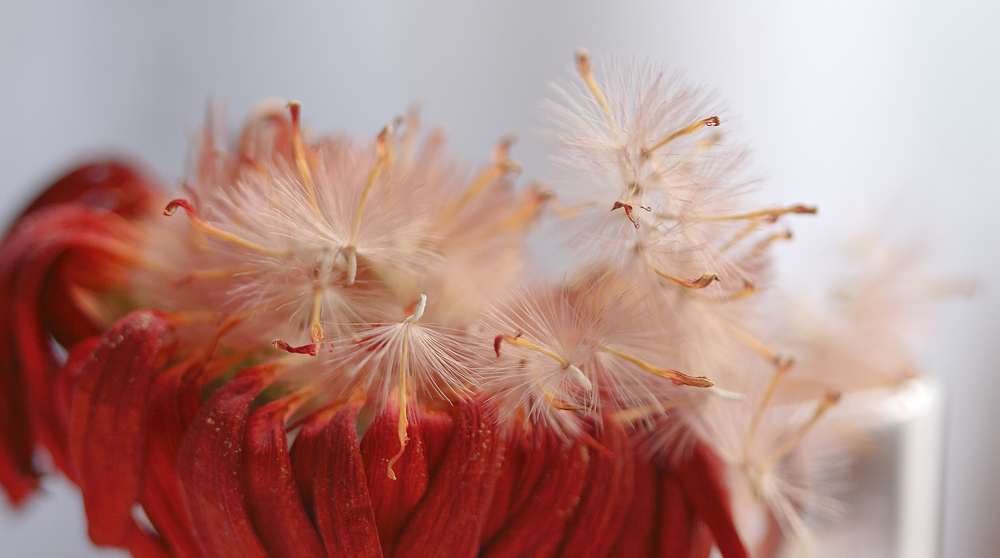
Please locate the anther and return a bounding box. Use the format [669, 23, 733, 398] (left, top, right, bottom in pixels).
[600, 346, 714, 388]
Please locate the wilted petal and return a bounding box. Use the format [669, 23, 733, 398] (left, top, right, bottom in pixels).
[0, 203, 142, 504]
[557, 425, 635, 557]
[177, 363, 281, 558]
[55, 338, 102, 453]
[17, 160, 157, 221]
[672, 443, 748, 558]
[392, 399, 507, 558]
[0, 368, 36, 506]
[480, 429, 533, 543]
[658, 474, 695, 558]
[141, 359, 203, 558]
[360, 401, 454, 557]
[67, 310, 168, 546]
[122, 521, 173, 558]
[243, 395, 326, 558]
[291, 402, 382, 558]
[480, 429, 590, 558]
[608, 455, 657, 558]
[687, 518, 714, 558]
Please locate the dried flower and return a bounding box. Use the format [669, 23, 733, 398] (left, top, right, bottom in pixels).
[0, 52, 926, 558]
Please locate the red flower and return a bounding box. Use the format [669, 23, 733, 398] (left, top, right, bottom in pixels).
[0, 144, 748, 558]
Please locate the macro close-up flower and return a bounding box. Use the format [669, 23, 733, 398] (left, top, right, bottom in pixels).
[3, 2, 997, 551]
[0, 53, 791, 557]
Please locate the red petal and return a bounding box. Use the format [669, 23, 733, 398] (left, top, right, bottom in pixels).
[391, 399, 507, 558]
[687, 517, 714, 558]
[0, 287, 40, 505]
[67, 310, 168, 546]
[608, 453, 658, 558]
[360, 401, 454, 556]
[55, 337, 101, 443]
[177, 363, 281, 558]
[0, 204, 140, 504]
[243, 395, 326, 558]
[480, 428, 530, 543]
[18, 160, 158, 221]
[139, 359, 204, 558]
[292, 403, 383, 558]
[672, 443, 748, 558]
[123, 522, 173, 558]
[658, 473, 694, 558]
[556, 424, 636, 557]
[480, 429, 590, 558]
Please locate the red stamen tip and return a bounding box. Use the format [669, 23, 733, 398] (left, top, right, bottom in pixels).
[273, 339, 320, 356]
[164, 198, 196, 217]
[493, 334, 504, 358]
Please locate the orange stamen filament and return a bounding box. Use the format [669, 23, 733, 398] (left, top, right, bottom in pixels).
[287, 100, 322, 222]
[386, 332, 410, 481]
[398, 110, 420, 170]
[661, 204, 817, 223]
[599, 346, 713, 388]
[500, 335, 592, 392]
[439, 137, 516, 222]
[754, 230, 794, 252]
[611, 397, 695, 424]
[576, 49, 619, 142]
[715, 280, 762, 302]
[205, 296, 296, 361]
[345, 125, 392, 285]
[758, 391, 841, 473]
[165, 199, 282, 257]
[652, 266, 720, 290]
[710, 312, 784, 366]
[744, 359, 795, 456]
[646, 116, 721, 156]
[717, 221, 763, 255]
[309, 286, 325, 343]
[491, 188, 549, 233]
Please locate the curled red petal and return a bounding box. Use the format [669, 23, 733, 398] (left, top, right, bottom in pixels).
[360, 401, 454, 557]
[177, 363, 281, 558]
[67, 310, 168, 546]
[608, 453, 658, 558]
[243, 395, 327, 558]
[123, 521, 173, 558]
[480, 429, 590, 558]
[391, 399, 507, 558]
[672, 443, 748, 558]
[17, 160, 159, 221]
[140, 358, 203, 558]
[53, 337, 101, 484]
[0, 366, 36, 506]
[556, 423, 636, 557]
[658, 473, 694, 558]
[687, 517, 714, 558]
[0, 204, 141, 504]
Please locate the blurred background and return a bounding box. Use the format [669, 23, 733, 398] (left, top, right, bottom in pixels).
[1, 1, 998, 556]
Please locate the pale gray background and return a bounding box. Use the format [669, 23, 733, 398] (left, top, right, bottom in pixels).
[1, 1, 998, 557]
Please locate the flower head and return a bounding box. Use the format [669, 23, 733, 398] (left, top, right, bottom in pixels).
[0, 51, 928, 558]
